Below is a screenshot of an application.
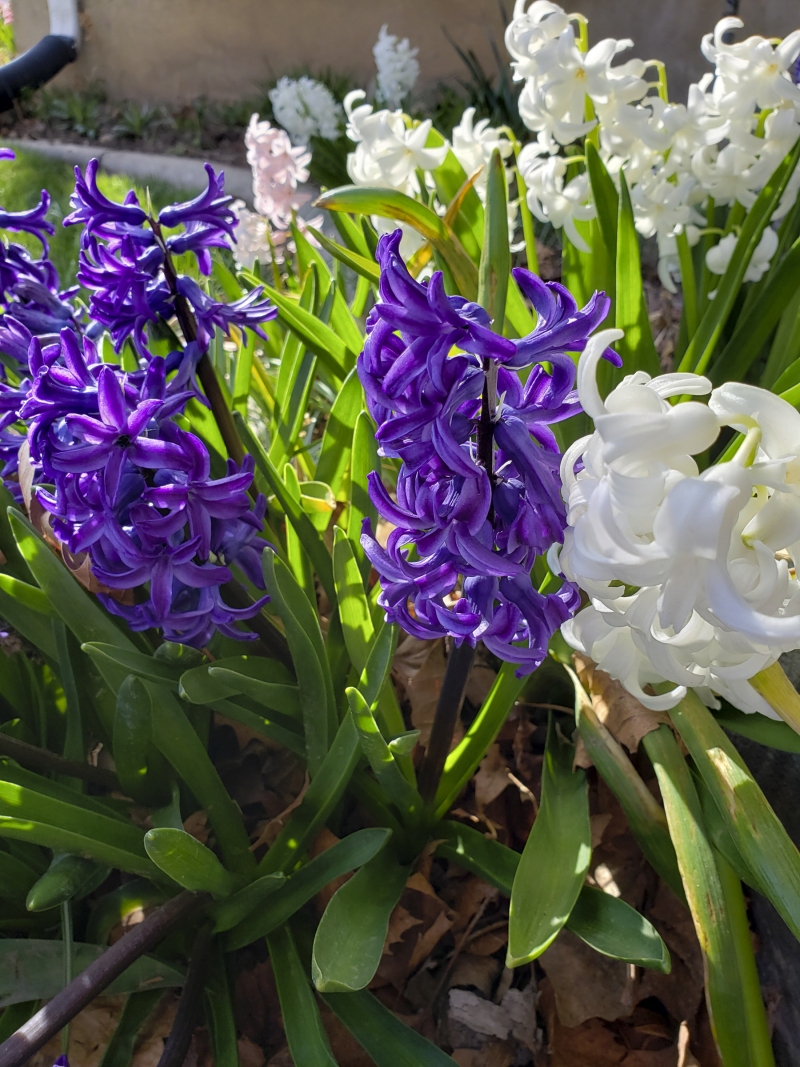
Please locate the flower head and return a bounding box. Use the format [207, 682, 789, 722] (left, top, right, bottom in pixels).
[373, 24, 420, 109]
[558, 329, 800, 716]
[269, 76, 343, 144]
[360, 230, 613, 674]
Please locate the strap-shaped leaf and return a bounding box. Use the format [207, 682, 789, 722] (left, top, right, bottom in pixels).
[114, 675, 171, 807]
[0, 575, 55, 618]
[267, 925, 338, 1067]
[0, 816, 160, 880]
[0, 941, 185, 1008]
[236, 412, 336, 604]
[308, 226, 380, 283]
[83, 642, 181, 690]
[680, 135, 800, 375]
[347, 688, 421, 819]
[436, 820, 669, 968]
[257, 711, 360, 876]
[211, 873, 285, 934]
[323, 987, 457, 1066]
[261, 282, 352, 378]
[312, 842, 410, 992]
[315, 367, 363, 500]
[144, 827, 237, 898]
[348, 411, 379, 581]
[227, 828, 390, 949]
[615, 169, 659, 377]
[508, 718, 591, 966]
[263, 550, 336, 773]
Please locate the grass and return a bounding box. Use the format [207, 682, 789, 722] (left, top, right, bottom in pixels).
[0, 145, 194, 286]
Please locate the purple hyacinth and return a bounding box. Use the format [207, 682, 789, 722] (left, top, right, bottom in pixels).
[66, 159, 276, 359]
[26, 327, 270, 647]
[359, 230, 618, 676]
[0, 154, 280, 646]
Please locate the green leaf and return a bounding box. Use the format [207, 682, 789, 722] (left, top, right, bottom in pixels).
[83, 643, 180, 691]
[144, 827, 237, 898]
[179, 655, 292, 704]
[670, 689, 800, 942]
[207, 662, 300, 717]
[261, 282, 351, 379]
[25, 853, 107, 912]
[315, 367, 363, 500]
[710, 234, 800, 384]
[263, 550, 336, 773]
[573, 671, 684, 900]
[0, 585, 58, 662]
[0, 940, 185, 1007]
[257, 710, 360, 876]
[0, 776, 147, 859]
[713, 702, 800, 754]
[680, 135, 800, 375]
[203, 939, 240, 1067]
[0, 817, 159, 880]
[235, 413, 336, 605]
[98, 990, 163, 1067]
[477, 149, 510, 333]
[113, 678, 171, 802]
[507, 719, 591, 966]
[333, 526, 372, 668]
[268, 924, 338, 1067]
[0, 575, 55, 619]
[317, 185, 478, 299]
[0, 848, 38, 901]
[312, 843, 410, 992]
[435, 821, 668, 969]
[210, 873, 286, 933]
[643, 725, 767, 1066]
[227, 828, 390, 950]
[434, 661, 526, 819]
[585, 141, 619, 262]
[348, 411, 379, 582]
[323, 988, 457, 1066]
[144, 680, 255, 878]
[615, 170, 659, 377]
[347, 688, 422, 818]
[308, 226, 380, 283]
[284, 463, 317, 605]
[567, 886, 670, 972]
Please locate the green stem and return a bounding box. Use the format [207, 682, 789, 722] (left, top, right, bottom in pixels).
[60, 901, 72, 1057]
[515, 167, 539, 276]
[676, 230, 698, 339]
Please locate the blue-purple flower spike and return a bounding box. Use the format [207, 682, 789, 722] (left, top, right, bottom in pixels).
[359, 230, 617, 676]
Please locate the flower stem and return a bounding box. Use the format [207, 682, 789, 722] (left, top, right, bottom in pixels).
[151, 218, 245, 466]
[477, 357, 498, 516]
[418, 640, 476, 805]
[156, 923, 213, 1067]
[0, 733, 119, 789]
[0, 891, 210, 1067]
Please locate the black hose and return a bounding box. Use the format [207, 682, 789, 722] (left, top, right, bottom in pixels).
[0, 35, 77, 112]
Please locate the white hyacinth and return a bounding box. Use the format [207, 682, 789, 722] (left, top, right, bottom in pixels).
[557, 330, 800, 717]
[504, 3, 800, 287]
[373, 24, 420, 109]
[268, 76, 343, 145]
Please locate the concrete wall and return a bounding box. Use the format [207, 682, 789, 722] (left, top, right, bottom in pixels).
[13, 0, 800, 109]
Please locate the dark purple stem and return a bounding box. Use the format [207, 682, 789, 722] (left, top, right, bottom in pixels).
[0, 891, 211, 1067]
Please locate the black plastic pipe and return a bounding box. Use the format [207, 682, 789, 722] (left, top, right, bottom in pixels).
[0, 34, 77, 112]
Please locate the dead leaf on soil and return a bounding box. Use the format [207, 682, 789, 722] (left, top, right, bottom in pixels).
[249, 772, 309, 851]
[540, 929, 635, 1028]
[183, 809, 209, 844]
[474, 744, 510, 811]
[573, 653, 670, 754]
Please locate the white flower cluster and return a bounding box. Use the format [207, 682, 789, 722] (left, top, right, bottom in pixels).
[344, 92, 518, 257]
[231, 115, 321, 269]
[269, 76, 343, 145]
[373, 24, 420, 109]
[507, 2, 800, 287]
[557, 329, 800, 717]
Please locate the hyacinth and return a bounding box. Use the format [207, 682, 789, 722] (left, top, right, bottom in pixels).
[268, 76, 343, 144]
[230, 115, 323, 269]
[0, 149, 84, 499]
[557, 329, 800, 716]
[373, 24, 420, 109]
[0, 158, 279, 647]
[360, 230, 615, 674]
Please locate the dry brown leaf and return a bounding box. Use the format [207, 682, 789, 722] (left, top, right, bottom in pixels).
[448, 987, 536, 1048]
[590, 812, 614, 848]
[452, 1041, 516, 1067]
[468, 928, 508, 957]
[677, 1021, 701, 1067]
[183, 809, 209, 844]
[408, 908, 453, 971]
[406, 639, 447, 748]
[465, 665, 497, 708]
[539, 929, 635, 1028]
[237, 1037, 265, 1067]
[384, 904, 425, 952]
[448, 954, 502, 997]
[574, 652, 670, 753]
[474, 744, 510, 811]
